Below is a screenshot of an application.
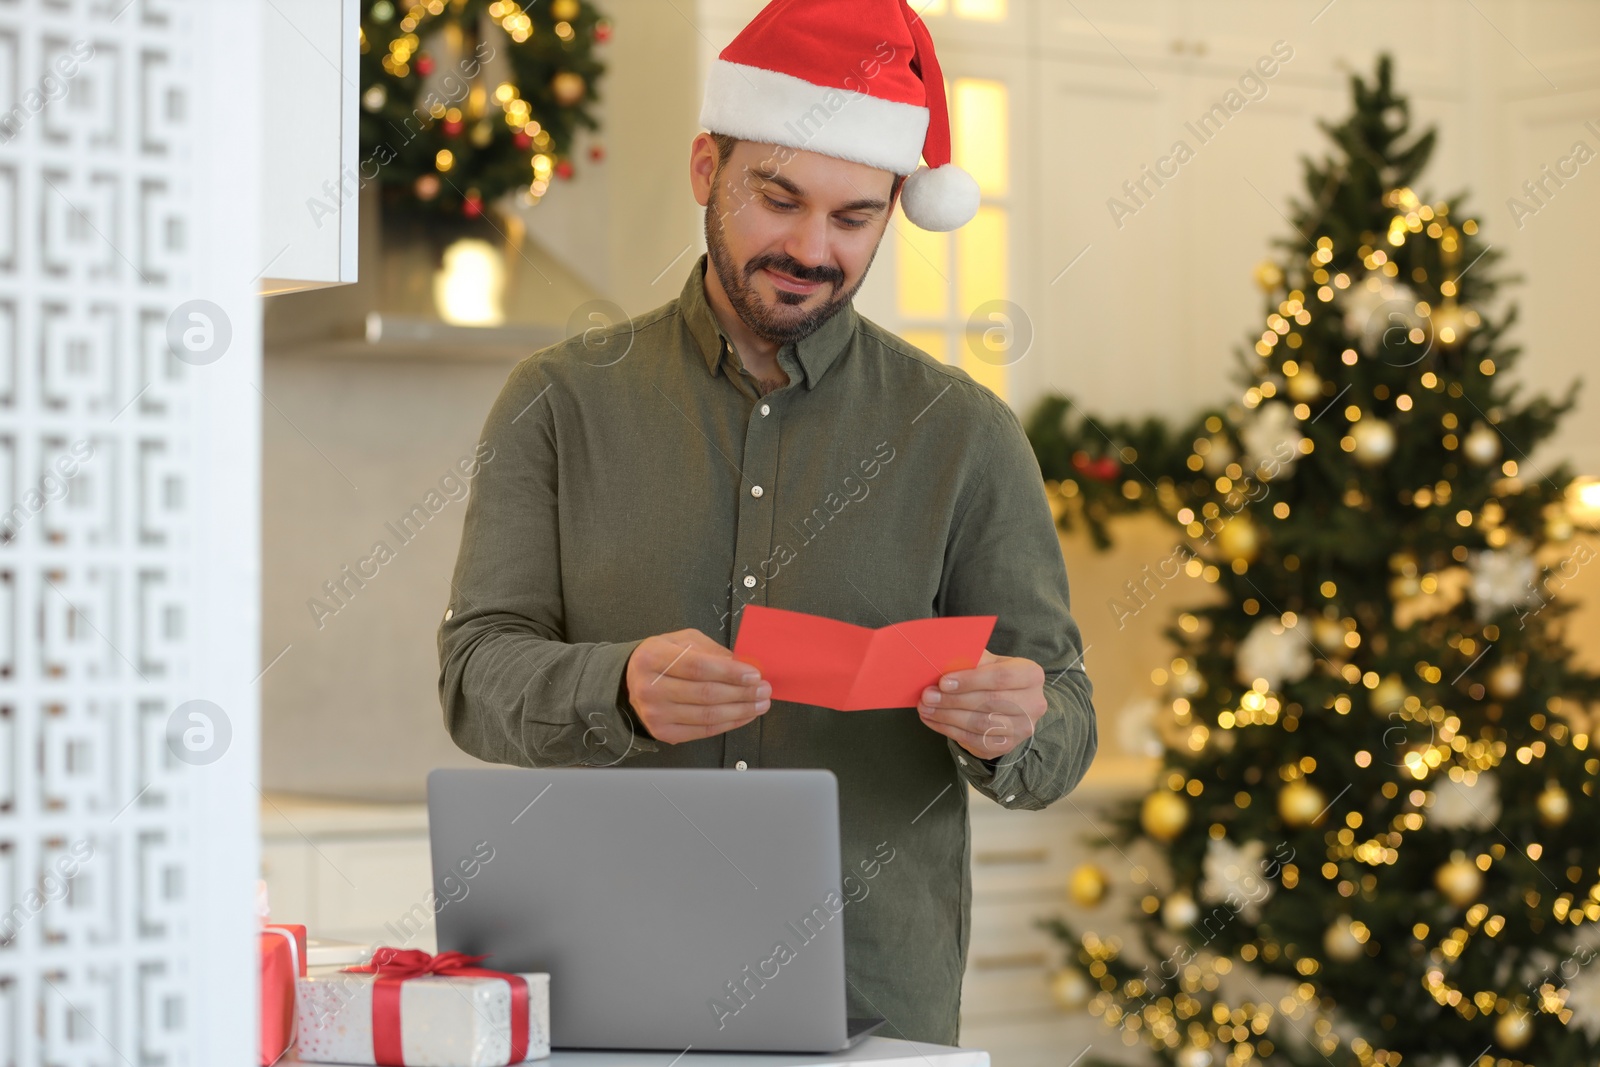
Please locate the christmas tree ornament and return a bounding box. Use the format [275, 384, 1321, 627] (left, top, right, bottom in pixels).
[1049, 967, 1092, 1011]
[551, 0, 580, 18]
[1537, 781, 1570, 826]
[1341, 274, 1421, 354]
[552, 70, 588, 106]
[1176, 1046, 1214, 1067]
[1287, 366, 1324, 402]
[1546, 507, 1575, 542]
[1200, 837, 1272, 922]
[1429, 774, 1500, 830]
[701, 0, 980, 231]
[1431, 300, 1472, 348]
[1494, 1006, 1532, 1050]
[1487, 661, 1523, 699]
[362, 84, 387, 112]
[1216, 514, 1260, 563]
[1254, 260, 1284, 293]
[1371, 675, 1408, 715]
[1239, 401, 1304, 478]
[1141, 790, 1189, 842]
[1115, 697, 1163, 760]
[1434, 853, 1484, 907]
[1324, 916, 1365, 962]
[1350, 417, 1397, 465]
[1468, 545, 1537, 622]
[1279, 779, 1327, 828]
[1312, 614, 1347, 653]
[1162, 890, 1200, 932]
[1201, 433, 1236, 475]
[413, 174, 441, 200]
[1236, 617, 1314, 689]
[1463, 422, 1501, 465]
[1067, 864, 1109, 907]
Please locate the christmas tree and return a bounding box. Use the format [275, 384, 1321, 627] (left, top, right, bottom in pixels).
[1036, 57, 1600, 1067]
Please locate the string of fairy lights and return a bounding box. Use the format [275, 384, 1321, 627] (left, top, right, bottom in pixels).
[1047, 188, 1599, 1067]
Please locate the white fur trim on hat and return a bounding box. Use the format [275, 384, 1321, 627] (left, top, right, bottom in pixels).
[900, 164, 981, 232]
[699, 59, 929, 176]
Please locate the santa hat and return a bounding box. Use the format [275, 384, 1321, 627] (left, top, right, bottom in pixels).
[699, 0, 981, 232]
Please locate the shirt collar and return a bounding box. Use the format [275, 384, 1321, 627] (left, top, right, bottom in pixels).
[680, 253, 857, 391]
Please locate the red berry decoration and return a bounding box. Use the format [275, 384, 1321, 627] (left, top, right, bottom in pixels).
[554, 159, 575, 180]
[1070, 451, 1122, 482]
[594, 22, 612, 43]
[588, 144, 605, 162]
[442, 118, 463, 136]
[514, 131, 532, 149]
[463, 193, 483, 218]
[414, 53, 435, 76]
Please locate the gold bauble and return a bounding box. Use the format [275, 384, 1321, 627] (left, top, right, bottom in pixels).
[1487, 662, 1523, 699]
[550, 0, 580, 19]
[1371, 675, 1408, 716]
[551, 70, 587, 106]
[1431, 301, 1472, 348]
[1254, 260, 1284, 293]
[1286, 367, 1323, 402]
[1538, 781, 1571, 826]
[1350, 417, 1397, 465]
[1049, 967, 1093, 1011]
[1323, 916, 1364, 962]
[1463, 422, 1501, 466]
[1312, 615, 1346, 653]
[1067, 864, 1109, 907]
[1162, 891, 1200, 932]
[1435, 852, 1484, 907]
[1279, 779, 1327, 828]
[1141, 790, 1190, 843]
[1216, 514, 1260, 563]
[1494, 1006, 1533, 1050]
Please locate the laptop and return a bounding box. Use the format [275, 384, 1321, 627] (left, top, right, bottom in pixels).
[427, 767, 889, 1052]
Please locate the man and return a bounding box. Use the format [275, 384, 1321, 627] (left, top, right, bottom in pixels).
[437, 0, 1097, 1046]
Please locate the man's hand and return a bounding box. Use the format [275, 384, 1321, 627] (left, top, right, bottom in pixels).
[623, 629, 771, 745]
[916, 649, 1046, 762]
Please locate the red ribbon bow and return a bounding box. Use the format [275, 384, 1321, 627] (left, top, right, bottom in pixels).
[345, 948, 529, 1066]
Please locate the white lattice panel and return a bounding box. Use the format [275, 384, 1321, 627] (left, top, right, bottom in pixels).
[0, 1, 260, 1064]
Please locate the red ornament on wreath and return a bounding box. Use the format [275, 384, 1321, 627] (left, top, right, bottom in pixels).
[1071, 451, 1122, 482]
[554, 159, 575, 180]
[414, 53, 435, 76]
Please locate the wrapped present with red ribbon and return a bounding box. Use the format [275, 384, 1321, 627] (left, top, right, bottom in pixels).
[259, 922, 307, 1066]
[295, 947, 550, 1066]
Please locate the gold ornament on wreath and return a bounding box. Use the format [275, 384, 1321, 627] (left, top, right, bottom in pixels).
[1434, 851, 1483, 908]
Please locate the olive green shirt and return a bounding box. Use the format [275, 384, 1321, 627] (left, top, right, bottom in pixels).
[437, 253, 1097, 1045]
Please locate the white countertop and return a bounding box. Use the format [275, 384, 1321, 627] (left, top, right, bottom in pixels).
[283, 1036, 987, 1067]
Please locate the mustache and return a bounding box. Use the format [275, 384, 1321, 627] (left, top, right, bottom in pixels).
[748, 255, 843, 287]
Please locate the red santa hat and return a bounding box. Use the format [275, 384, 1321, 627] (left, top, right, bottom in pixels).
[699, 0, 981, 232]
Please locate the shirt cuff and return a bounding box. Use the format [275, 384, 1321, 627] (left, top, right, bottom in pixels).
[947, 737, 1026, 807]
[576, 639, 658, 762]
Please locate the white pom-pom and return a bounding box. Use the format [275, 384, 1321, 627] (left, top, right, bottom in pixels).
[900, 164, 980, 231]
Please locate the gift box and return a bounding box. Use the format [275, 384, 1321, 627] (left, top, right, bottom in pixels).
[260, 922, 307, 1065]
[295, 948, 550, 1067]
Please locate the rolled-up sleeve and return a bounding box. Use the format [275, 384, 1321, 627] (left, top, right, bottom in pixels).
[935, 394, 1098, 810]
[437, 354, 659, 768]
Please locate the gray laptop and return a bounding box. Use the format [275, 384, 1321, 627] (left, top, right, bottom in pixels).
[427, 767, 889, 1052]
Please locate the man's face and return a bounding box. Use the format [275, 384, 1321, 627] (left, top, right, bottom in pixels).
[693, 136, 897, 345]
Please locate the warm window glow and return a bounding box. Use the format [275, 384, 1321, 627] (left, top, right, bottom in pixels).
[953, 80, 1008, 196]
[895, 225, 951, 319]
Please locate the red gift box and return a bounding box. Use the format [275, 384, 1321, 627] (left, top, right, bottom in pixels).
[260, 923, 307, 1065]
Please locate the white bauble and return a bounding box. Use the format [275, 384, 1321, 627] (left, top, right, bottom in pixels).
[1350, 417, 1397, 465]
[1235, 617, 1314, 690]
[1463, 422, 1501, 465]
[1468, 546, 1537, 622]
[1200, 837, 1272, 923]
[1239, 401, 1303, 479]
[1429, 774, 1500, 831]
[1324, 916, 1364, 962]
[1162, 891, 1201, 932]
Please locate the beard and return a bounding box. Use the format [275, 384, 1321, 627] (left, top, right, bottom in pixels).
[704, 179, 877, 346]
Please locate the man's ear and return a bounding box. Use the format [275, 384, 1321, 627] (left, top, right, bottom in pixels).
[689, 132, 719, 208]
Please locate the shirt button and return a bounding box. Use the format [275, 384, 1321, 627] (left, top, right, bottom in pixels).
[743, 575, 757, 588]
[1004, 794, 1017, 803]
[957, 756, 966, 766]
[750, 485, 764, 498]
[759, 403, 770, 417]
[443, 608, 453, 621]
[735, 760, 748, 770]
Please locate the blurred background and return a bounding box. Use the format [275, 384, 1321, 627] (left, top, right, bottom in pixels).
[254, 1, 1600, 1063]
